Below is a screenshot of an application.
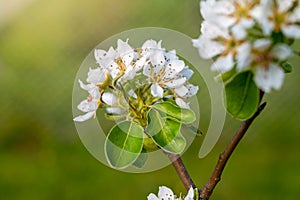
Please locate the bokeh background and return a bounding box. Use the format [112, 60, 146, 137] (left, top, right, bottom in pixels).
[1, 0, 300, 199]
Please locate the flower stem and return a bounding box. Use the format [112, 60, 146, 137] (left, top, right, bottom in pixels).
[164, 152, 197, 191]
[199, 100, 266, 200]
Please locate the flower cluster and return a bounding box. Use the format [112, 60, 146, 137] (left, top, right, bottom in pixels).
[147, 186, 194, 200]
[193, 0, 299, 92]
[74, 39, 198, 122]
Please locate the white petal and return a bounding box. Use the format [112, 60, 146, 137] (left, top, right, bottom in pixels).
[106, 107, 123, 115]
[184, 84, 199, 97]
[78, 80, 101, 99]
[261, 19, 274, 36]
[123, 65, 136, 80]
[192, 37, 225, 59]
[150, 49, 165, 67]
[270, 44, 292, 60]
[106, 46, 117, 57]
[94, 49, 106, 62]
[107, 62, 120, 79]
[174, 85, 189, 97]
[201, 20, 229, 39]
[165, 50, 178, 62]
[87, 67, 106, 84]
[179, 67, 194, 80]
[151, 84, 164, 98]
[142, 39, 156, 49]
[211, 53, 234, 73]
[289, 6, 300, 22]
[200, 0, 236, 29]
[142, 39, 161, 50]
[94, 47, 116, 63]
[184, 187, 194, 200]
[121, 53, 134, 66]
[95, 47, 117, 68]
[232, 24, 247, 40]
[250, 4, 263, 20]
[281, 25, 300, 39]
[163, 60, 185, 79]
[277, 0, 294, 13]
[143, 64, 151, 77]
[213, 0, 235, 15]
[250, 4, 274, 35]
[147, 193, 159, 200]
[134, 56, 147, 71]
[231, 19, 254, 40]
[237, 42, 252, 70]
[78, 79, 94, 91]
[88, 87, 101, 100]
[117, 39, 133, 55]
[158, 186, 175, 199]
[175, 98, 190, 109]
[99, 57, 114, 69]
[253, 39, 271, 50]
[73, 112, 94, 122]
[77, 100, 98, 112]
[164, 77, 186, 88]
[102, 92, 118, 105]
[254, 63, 284, 93]
[152, 64, 164, 75]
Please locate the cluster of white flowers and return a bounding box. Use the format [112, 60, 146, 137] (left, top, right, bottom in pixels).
[193, 0, 300, 92]
[147, 186, 194, 200]
[74, 39, 198, 122]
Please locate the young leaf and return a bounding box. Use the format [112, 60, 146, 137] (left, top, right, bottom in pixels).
[146, 109, 185, 154]
[224, 71, 259, 120]
[152, 101, 196, 124]
[105, 120, 144, 169]
[280, 61, 293, 73]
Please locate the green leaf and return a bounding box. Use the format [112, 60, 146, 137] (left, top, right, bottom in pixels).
[162, 132, 186, 154]
[105, 120, 144, 169]
[146, 109, 186, 154]
[215, 67, 237, 83]
[224, 71, 259, 120]
[132, 149, 148, 168]
[152, 102, 196, 124]
[272, 31, 285, 43]
[280, 61, 293, 73]
[143, 137, 158, 152]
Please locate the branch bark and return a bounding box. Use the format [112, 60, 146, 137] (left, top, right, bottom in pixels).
[165, 152, 197, 191]
[199, 101, 266, 200]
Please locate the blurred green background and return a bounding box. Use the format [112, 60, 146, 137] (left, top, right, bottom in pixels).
[0, 0, 300, 199]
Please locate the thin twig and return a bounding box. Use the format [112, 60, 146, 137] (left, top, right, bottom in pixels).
[199, 101, 267, 200]
[164, 152, 197, 191]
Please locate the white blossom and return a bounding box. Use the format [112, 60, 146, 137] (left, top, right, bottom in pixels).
[75, 39, 198, 122]
[144, 58, 186, 98]
[74, 68, 103, 122]
[237, 39, 292, 92]
[147, 186, 194, 200]
[200, 0, 256, 39]
[251, 0, 300, 38]
[73, 100, 98, 122]
[193, 0, 297, 93]
[192, 21, 242, 73]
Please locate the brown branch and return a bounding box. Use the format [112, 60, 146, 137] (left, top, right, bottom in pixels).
[199, 101, 267, 200]
[164, 152, 197, 191]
